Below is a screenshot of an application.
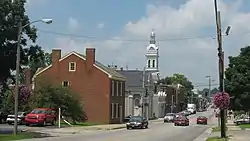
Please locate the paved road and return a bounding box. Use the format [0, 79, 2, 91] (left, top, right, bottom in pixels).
[19, 109, 216, 141]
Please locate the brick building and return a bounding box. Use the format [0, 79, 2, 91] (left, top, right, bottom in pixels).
[32, 48, 126, 124]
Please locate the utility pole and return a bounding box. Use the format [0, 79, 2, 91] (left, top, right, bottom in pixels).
[214, 0, 226, 138]
[206, 76, 212, 97]
[142, 67, 145, 118]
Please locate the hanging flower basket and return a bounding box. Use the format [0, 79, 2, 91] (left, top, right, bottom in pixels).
[213, 92, 230, 110]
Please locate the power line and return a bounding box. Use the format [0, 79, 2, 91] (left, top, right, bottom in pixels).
[37, 28, 250, 42]
[37, 29, 216, 42]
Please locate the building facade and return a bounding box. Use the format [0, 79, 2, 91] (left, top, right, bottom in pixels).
[32, 48, 126, 124]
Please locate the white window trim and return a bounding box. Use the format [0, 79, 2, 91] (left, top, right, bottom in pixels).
[116, 103, 119, 118]
[111, 103, 114, 119]
[120, 82, 123, 96]
[111, 81, 114, 96]
[69, 62, 76, 72]
[62, 81, 69, 87]
[116, 81, 119, 96]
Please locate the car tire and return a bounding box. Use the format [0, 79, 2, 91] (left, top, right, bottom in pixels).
[42, 119, 46, 126]
[126, 126, 130, 130]
[174, 123, 177, 126]
[145, 125, 148, 128]
[51, 119, 55, 126]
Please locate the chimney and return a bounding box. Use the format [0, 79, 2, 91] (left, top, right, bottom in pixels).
[25, 67, 31, 89]
[52, 49, 61, 65]
[86, 48, 95, 71]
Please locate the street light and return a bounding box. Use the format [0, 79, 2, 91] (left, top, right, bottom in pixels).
[13, 18, 52, 135]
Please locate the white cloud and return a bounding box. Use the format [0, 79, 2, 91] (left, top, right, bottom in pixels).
[55, 0, 250, 85]
[25, 0, 48, 8]
[68, 17, 81, 33]
[97, 23, 104, 29]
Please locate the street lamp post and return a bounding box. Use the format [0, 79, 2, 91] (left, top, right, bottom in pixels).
[13, 18, 52, 135]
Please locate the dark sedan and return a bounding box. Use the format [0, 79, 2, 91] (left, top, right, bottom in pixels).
[126, 116, 148, 129]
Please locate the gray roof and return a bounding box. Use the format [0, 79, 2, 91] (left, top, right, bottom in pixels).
[117, 70, 143, 87]
[116, 70, 158, 87]
[77, 53, 126, 81]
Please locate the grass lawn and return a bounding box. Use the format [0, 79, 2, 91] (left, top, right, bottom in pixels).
[206, 136, 229, 141]
[238, 124, 250, 129]
[0, 132, 37, 141]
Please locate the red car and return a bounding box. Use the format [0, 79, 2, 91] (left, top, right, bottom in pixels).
[197, 116, 208, 124]
[174, 116, 189, 126]
[25, 108, 57, 126]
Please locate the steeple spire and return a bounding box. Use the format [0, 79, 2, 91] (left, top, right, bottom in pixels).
[150, 29, 156, 44]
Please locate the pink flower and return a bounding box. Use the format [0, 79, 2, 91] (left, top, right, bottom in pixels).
[213, 92, 230, 110]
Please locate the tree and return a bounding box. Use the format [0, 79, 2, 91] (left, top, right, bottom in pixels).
[225, 46, 250, 111]
[29, 84, 86, 124]
[0, 0, 37, 92]
[159, 73, 194, 107]
[159, 73, 194, 90]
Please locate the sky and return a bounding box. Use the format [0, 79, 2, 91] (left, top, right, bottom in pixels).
[25, 0, 250, 89]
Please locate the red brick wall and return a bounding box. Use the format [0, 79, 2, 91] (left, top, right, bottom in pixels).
[35, 49, 112, 124]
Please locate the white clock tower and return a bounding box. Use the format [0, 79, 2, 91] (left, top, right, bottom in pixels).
[146, 30, 159, 72]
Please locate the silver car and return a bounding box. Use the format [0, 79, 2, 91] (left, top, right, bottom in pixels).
[164, 113, 175, 123]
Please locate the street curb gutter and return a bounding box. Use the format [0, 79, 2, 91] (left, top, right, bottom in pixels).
[193, 128, 213, 141]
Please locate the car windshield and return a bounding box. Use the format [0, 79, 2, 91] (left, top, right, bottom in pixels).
[129, 116, 143, 122]
[30, 109, 46, 114]
[17, 112, 24, 115]
[166, 113, 174, 116]
[198, 116, 206, 119]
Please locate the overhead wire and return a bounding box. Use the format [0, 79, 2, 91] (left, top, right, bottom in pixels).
[36, 28, 250, 43]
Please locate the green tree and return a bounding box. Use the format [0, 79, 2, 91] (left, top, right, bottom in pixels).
[225, 46, 250, 111]
[29, 84, 86, 124]
[159, 73, 194, 107]
[159, 73, 194, 90]
[0, 0, 37, 92]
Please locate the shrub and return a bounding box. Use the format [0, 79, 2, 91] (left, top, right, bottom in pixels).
[29, 84, 86, 124]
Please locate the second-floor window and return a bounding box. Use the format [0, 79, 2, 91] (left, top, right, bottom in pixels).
[116, 81, 119, 96]
[62, 81, 69, 87]
[111, 80, 114, 96]
[69, 62, 76, 72]
[120, 82, 123, 96]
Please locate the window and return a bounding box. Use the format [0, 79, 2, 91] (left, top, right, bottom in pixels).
[152, 60, 155, 68]
[147, 60, 151, 68]
[111, 103, 114, 119]
[116, 81, 119, 96]
[120, 82, 123, 96]
[111, 80, 114, 96]
[116, 103, 119, 118]
[62, 81, 69, 87]
[69, 62, 76, 71]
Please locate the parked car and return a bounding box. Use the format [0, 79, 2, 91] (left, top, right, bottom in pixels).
[126, 116, 148, 129]
[6, 112, 27, 125]
[197, 116, 208, 124]
[25, 108, 56, 126]
[174, 116, 189, 126]
[124, 115, 132, 123]
[234, 117, 250, 125]
[164, 113, 175, 123]
[182, 110, 191, 116]
[0, 111, 8, 124]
